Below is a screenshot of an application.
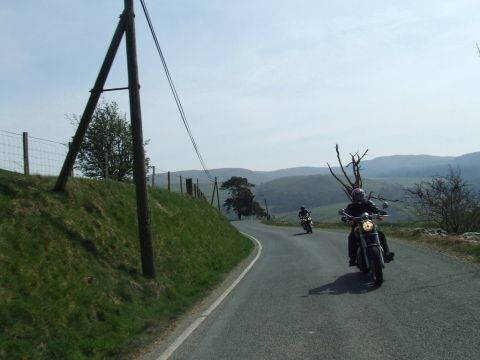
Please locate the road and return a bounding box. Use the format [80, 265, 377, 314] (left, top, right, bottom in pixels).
[167, 221, 480, 360]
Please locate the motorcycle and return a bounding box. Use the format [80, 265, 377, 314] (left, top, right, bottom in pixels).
[338, 207, 389, 286]
[300, 215, 313, 234]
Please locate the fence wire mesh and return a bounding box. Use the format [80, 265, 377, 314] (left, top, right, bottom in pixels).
[0, 131, 23, 173]
[0, 130, 69, 176]
[28, 137, 68, 176]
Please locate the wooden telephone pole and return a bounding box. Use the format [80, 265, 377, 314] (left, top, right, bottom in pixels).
[54, 0, 155, 278]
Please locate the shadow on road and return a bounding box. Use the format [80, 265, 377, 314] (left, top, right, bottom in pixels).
[293, 232, 309, 236]
[308, 272, 378, 295]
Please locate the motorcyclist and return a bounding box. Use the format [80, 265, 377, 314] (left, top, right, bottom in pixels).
[298, 206, 310, 219]
[344, 188, 395, 266]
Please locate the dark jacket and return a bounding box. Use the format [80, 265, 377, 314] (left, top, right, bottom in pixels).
[298, 209, 310, 218]
[344, 200, 380, 218]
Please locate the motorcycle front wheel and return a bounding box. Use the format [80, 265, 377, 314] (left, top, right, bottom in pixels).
[306, 223, 312, 233]
[369, 246, 384, 286]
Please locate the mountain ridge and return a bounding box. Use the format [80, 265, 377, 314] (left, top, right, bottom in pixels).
[153, 151, 480, 185]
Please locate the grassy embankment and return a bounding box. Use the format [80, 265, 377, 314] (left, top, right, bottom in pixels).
[0, 170, 253, 359]
[262, 219, 480, 264]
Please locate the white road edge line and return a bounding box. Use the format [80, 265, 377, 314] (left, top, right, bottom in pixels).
[156, 232, 263, 360]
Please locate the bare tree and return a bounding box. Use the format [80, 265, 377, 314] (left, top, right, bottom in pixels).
[327, 144, 401, 204]
[406, 167, 480, 234]
[327, 144, 368, 200]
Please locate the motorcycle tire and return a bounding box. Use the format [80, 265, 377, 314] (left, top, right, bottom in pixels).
[369, 246, 384, 286]
[306, 224, 312, 233]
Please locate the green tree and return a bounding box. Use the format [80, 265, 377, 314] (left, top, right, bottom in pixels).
[221, 177, 265, 219]
[70, 100, 149, 181]
[252, 201, 267, 218]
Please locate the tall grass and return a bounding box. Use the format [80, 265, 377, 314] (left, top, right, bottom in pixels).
[0, 170, 252, 359]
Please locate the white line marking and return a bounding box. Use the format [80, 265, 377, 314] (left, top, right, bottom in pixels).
[156, 232, 262, 360]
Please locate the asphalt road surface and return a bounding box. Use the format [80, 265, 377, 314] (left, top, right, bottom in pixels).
[169, 221, 480, 360]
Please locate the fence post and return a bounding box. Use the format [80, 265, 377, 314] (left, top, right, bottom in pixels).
[196, 178, 199, 198]
[22, 132, 29, 175]
[180, 175, 183, 194]
[151, 166, 155, 187]
[193, 184, 198, 197]
[167, 171, 171, 191]
[186, 178, 193, 195]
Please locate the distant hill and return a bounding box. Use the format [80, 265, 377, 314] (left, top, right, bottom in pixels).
[152, 151, 479, 221]
[255, 174, 407, 214]
[153, 151, 480, 187]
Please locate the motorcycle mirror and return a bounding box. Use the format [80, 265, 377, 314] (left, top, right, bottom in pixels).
[338, 209, 345, 215]
[382, 201, 389, 209]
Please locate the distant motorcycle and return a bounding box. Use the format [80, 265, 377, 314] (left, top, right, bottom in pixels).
[339, 208, 389, 286]
[300, 215, 313, 234]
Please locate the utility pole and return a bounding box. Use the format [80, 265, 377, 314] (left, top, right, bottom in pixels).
[124, 0, 155, 278]
[54, 13, 126, 191]
[54, 0, 155, 278]
[264, 198, 270, 219]
[216, 177, 221, 211]
[210, 181, 216, 205]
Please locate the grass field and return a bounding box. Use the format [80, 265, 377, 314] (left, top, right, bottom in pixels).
[0, 170, 253, 359]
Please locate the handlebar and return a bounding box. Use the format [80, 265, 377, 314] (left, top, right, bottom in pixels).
[340, 211, 388, 223]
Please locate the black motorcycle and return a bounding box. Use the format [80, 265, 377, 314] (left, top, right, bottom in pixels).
[300, 215, 313, 234]
[339, 208, 389, 286]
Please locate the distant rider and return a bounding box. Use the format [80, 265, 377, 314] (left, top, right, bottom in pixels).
[344, 188, 395, 266]
[298, 206, 310, 220]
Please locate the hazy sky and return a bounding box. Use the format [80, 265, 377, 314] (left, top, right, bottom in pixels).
[1, 1, 479, 171]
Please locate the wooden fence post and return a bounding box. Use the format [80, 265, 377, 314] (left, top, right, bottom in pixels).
[167, 171, 171, 191]
[186, 178, 193, 195]
[151, 166, 155, 187]
[22, 132, 29, 175]
[180, 175, 183, 194]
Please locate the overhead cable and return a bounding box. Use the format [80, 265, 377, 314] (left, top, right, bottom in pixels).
[139, 0, 214, 182]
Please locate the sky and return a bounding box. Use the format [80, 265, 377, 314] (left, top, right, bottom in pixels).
[1, 0, 479, 172]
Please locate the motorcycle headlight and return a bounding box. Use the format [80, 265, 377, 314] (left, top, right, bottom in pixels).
[362, 220, 375, 232]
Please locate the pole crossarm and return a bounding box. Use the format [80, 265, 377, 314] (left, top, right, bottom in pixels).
[91, 86, 130, 93]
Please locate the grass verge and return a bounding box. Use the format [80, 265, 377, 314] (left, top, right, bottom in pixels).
[0, 170, 253, 359]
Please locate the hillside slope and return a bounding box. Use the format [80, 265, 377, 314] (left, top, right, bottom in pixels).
[256, 174, 406, 213]
[0, 170, 252, 359]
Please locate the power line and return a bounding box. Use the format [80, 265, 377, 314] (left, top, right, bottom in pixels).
[139, 0, 214, 182]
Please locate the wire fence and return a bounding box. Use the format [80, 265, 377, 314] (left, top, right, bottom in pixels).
[0, 130, 70, 176]
[0, 130, 24, 174]
[146, 168, 220, 205]
[0, 129, 222, 207]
